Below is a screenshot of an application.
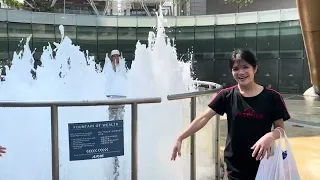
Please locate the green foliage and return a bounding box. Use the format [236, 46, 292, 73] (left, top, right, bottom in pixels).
[2, 0, 55, 12]
[2, 0, 24, 9]
[170, 0, 190, 5]
[224, 0, 254, 7]
[30, 1, 54, 12]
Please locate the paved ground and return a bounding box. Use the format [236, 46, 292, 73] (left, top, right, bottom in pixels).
[193, 94, 320, 180]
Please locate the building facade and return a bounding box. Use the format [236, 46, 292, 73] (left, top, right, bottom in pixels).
[0, 8, 311, 93]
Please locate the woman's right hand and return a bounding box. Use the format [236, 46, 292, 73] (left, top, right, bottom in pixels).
[171, 139, 182, 161]
[0, 146, 6, 157]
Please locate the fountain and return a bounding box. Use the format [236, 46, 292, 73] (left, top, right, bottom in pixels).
[0, 7, 197, 180]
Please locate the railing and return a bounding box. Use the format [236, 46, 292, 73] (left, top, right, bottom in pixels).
[0, 98, 162, 180]
[0, 80, 222, 180]
[167, 81, 223, 180]
[194, 80, 223, 90]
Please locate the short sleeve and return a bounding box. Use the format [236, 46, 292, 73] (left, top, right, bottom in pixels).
[208, 90, 227, 116]
[272, 93, 291, 121]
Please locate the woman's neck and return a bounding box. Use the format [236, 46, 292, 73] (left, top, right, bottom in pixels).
[238, 82, 262, 97]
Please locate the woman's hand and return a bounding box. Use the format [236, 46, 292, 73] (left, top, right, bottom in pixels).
[251, 133, 274, 161]
[0, 146, 6, 157]
[171, 140, 182, 161]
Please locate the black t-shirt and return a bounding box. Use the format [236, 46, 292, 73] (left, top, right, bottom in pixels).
[208, 85, 290, 180]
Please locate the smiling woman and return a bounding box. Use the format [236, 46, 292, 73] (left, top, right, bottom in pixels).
[171, 49, 291, 180]
[230, 49, 258, 88]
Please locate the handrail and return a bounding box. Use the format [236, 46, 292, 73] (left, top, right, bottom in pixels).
[167, 81, 223, 180]
[193, 80, 223, 90]
[0, 97, 162, 107]
[167, 81, 223, 100]
[167, 89, 221, 100]
[0, 80, 223, 180]
[0, 97, 162, 180]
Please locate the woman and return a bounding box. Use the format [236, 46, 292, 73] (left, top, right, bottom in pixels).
[110, 49, 121, 72]
[171, 49, 290, 180]
[0, 146, 6, 157]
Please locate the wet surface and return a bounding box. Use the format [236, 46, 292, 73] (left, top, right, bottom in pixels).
[283, 94, 320, 126]
[282, 94, 320, 101]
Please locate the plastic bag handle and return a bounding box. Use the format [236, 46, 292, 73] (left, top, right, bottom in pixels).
[274, 127, 294, 179]
[274, 127, 291, 150]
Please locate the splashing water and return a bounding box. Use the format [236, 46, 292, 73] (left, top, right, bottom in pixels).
[0, 7, 196, 180]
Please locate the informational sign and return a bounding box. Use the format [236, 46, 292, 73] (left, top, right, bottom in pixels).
[68, 120, 124, 161]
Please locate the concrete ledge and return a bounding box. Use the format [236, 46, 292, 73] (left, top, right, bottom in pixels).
[0, 8, 299, 27]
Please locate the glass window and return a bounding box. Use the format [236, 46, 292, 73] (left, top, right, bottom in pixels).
[137, 27, 155, 45]
[213, 59, 236, 88]
[117, 27, 137, 58]
[0, 22, 8, 62]
[278, 59, 303, 93]
[236, 24, 257, 55]
[55, 25, 77, 43]
[97, 27, 117, 62]
[165, 27, 176, 47]
[255, 59, 279, 90]
[32, 24, 55, 60]
[175, 26, 194, 56]
[191, 59, 214, 82]
[280, 21, 304, 59]
[165, 27, 175, 39]
[257, 22, 280, 59]
[302, 57, 312, 92]
[77, 26, 98, 61]
[8, 23, 32, 58]
[124, 53, 134, 69]
[194, 26, 214, 60]
[215, 25, 235, 59]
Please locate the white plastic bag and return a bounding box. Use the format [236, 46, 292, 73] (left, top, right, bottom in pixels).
[255, 128, 301, 180]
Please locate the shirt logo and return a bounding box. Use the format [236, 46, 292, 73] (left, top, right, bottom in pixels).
[235, 107, 264, 119]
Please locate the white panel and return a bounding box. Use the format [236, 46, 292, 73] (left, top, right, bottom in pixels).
[236, 12, 257, 24]
[0, 9, 7, 21]
[176, 16, 195, 27]
[54, 14, 76, 25]
[215, 13, 236, 25]
[258, 10, 281, 23]
[7, 10, 32, 23]
[96, 16, 117, 26]
[76, 15, 97, 26]
[164, 17, 176, 27]
[118, 17, 137, 27]
[195, 15, 214, 26]
[280, 8, 299, 21]
[32, 12, 54, 24]
[137, 17, 156, 27]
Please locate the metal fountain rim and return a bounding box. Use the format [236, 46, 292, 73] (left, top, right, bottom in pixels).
[167, 80, 223, 100]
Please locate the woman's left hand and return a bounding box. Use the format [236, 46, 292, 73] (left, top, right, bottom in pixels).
[251, 133, 274, 161]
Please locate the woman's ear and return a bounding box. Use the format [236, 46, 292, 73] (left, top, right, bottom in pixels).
[254, 65, 258, 74]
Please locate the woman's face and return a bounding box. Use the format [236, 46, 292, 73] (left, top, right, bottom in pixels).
[231, 58, 257, 86]
[112, 55, 120, 64]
